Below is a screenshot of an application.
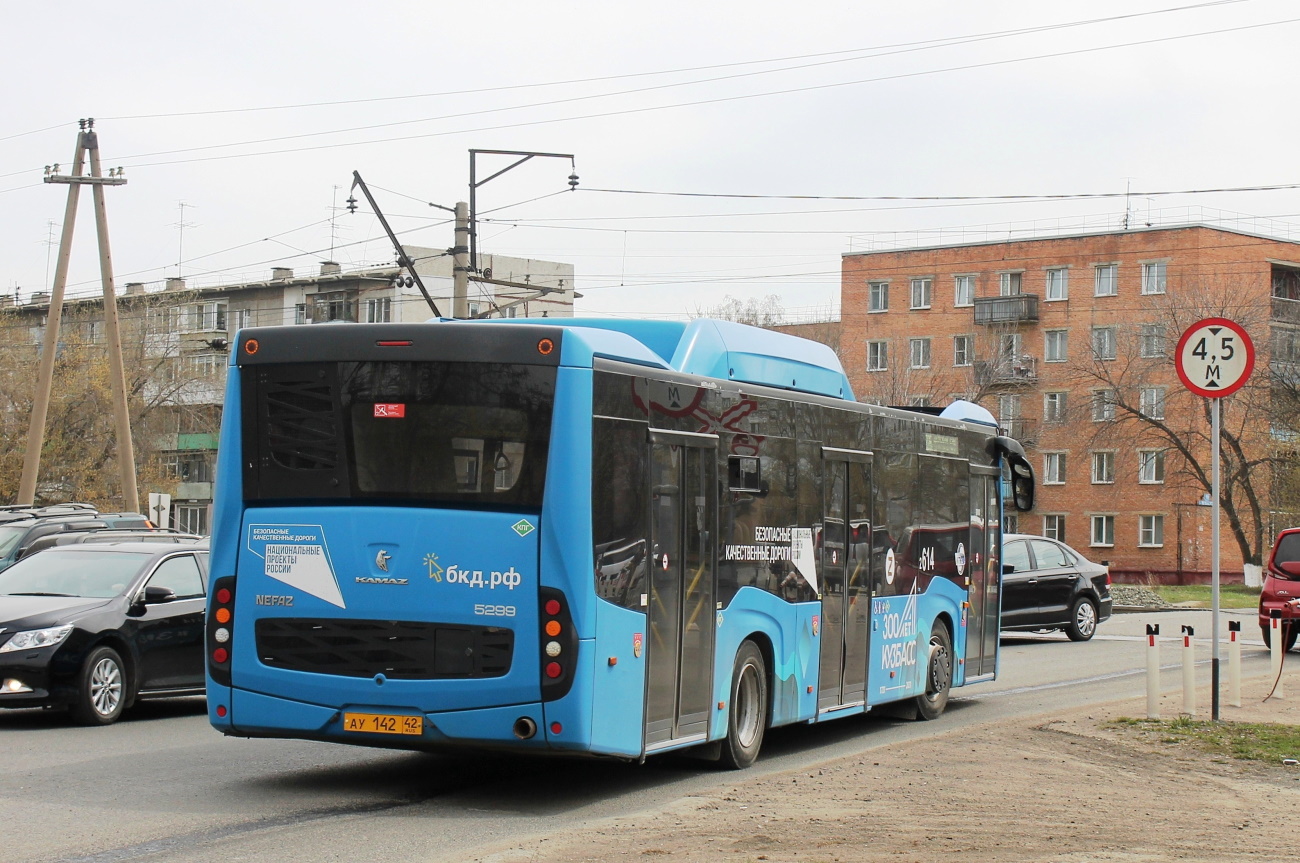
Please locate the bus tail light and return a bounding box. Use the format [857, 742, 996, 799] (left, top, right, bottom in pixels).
[539, 587, 577, 701]
[208, 576, 236, 687]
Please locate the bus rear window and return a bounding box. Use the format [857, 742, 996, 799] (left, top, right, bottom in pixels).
[245, 361, 555, 507]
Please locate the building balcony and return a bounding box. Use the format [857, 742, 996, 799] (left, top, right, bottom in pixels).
[1002, 418, 1038, 448]
[974, 294, 1039, 325]
[974, 356, 1038, 388]
[1272, 296, 1300, 325]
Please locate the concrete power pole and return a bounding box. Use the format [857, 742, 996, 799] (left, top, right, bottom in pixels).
[18, 120, 136, 511]
[453, 202, 470, 319]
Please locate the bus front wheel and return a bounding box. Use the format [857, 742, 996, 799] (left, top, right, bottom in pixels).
[914, 623, 952, 721]
[719, 640, 768, 769]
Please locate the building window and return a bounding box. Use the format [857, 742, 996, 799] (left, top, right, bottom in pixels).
[1138, 450, 1165, 484]
[309, 291, 357, 323]
[231, 308, 252, 331]
[954, 275, 975, 307]
[1091, 451, 1115, 484]
[1141, 262, 1167, 295]
[1273, 327, 1300, 364]
[1139, 515, 1165, 547]
[1004, 514, 1019, 534]
[1092, 326, 1117, 360]
[1091, 515, 1115, 547]
[869, 281, 889, 312]
[1045, 267, 1069, 301]
[1043, 452, 1066, 485]
[294, 303, 307, 325]
[163, 452, 215, 484]
[953, 334, 972, 367]
[1043, 391, 1067, 423]
[1044, 329, 1068, 362]
[910, 278, 932, 310]
[998, 394, 1021, 422]
[1139, 386, 1165, 420]
[191, 301, 227, 332]
[1043, 514, 1066, 541]
[867, 340, 888, 371]
[1000, 333, 1023, 365]
[1092, 389, 1117, 422]
[1140, 324, 1165, 358]
[1094, 264, 1118, 297]
[999, 272, 1023, 296]
[364, 297, 392, 323]
[190, 353, 226, 379]
[173, 505, 209, 536]
[909, 337, 931, 369]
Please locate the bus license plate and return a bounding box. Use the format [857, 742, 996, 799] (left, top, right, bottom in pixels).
[342, 712, 423, 736]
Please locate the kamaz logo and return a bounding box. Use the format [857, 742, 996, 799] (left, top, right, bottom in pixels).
[355, 576, 408, 585]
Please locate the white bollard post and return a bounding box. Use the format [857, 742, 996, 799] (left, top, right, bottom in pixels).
[1271, 611, 1285, 700]
[1181, 625, 1196, 716]
[1146, 623, 1161, 720]
[1227, 620, 1241, 708]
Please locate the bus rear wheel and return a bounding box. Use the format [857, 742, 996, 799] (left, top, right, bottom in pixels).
[718, 640, 768, 770]
[914, 623, 952, 721]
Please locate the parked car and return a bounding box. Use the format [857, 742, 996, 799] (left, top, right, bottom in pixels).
[18, 529, 203, 561]
[1000, 534, 1113, 641]
[0, 542, 208, 724]
[0, 512, 154, 574]
[1260, 527, 1300, 651]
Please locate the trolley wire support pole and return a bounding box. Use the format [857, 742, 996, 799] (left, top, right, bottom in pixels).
[20, 119, 131, 508]
[468, 149, 577, 275]
[1227, 620, 1241, 708]
[85, 122, 138, 513]
[1146, 623, 1161, 720]
[347, 171, 441, 317]
[1181, 625, 1196, 716]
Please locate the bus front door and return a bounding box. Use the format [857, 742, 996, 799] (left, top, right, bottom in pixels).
[965, 466, 1001, 679]
[819, 448, 873, 712]
[645, 431, 718, 750]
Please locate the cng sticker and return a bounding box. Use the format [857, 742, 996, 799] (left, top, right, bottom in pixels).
[955, 542, 967, 577]
[633, 632, 643, 658]
[511, 519, 536, 538]
[247, 524, 345, 608]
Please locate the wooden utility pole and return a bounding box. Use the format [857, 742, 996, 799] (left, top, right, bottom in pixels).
[18, 119, 136, 511]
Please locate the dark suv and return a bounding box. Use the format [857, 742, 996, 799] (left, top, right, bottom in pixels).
[1260, 528, 1300, 651]
[0, 510, 154, 574]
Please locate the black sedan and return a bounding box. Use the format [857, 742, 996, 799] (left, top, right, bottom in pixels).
[1000, 534, 1112, 641]
[0, 542, 208, 724]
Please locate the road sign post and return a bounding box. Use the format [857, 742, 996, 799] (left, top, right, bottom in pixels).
[1175, 317, 1255, 722]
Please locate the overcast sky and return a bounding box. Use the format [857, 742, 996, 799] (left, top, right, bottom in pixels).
[4, 0, 1300, 322]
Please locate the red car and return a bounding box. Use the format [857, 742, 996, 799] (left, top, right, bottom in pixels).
[1260, 528, 1300, 651]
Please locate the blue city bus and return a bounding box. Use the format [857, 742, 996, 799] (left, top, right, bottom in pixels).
[206, 318, 1034, 768]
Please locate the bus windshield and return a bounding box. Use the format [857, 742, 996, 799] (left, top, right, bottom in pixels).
[245, 360, 556, 507]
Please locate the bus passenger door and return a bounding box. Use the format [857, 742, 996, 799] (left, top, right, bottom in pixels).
[819, 448, 873, 712]
[965, 467, 1001, 679]
[645, 430, 718, 749]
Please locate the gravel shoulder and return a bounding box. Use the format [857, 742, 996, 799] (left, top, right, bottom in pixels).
[481, 674, 1300, 863]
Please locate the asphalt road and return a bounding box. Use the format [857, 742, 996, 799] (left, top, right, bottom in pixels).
[0, 607, 1273, 863]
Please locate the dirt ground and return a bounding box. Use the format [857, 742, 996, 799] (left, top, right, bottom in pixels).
[483, 675, 1300, 863]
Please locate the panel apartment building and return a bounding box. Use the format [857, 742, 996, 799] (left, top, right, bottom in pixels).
[841, 224, 1300, 583]
[2, 250, 575, 532]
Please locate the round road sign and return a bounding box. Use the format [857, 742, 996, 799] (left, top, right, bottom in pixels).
[1174, 317, 1255, 398]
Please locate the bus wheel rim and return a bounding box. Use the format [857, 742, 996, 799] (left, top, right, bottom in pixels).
[735, 662, 761, 748]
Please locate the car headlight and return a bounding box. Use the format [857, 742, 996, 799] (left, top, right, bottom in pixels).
[0, 625, 75, 653]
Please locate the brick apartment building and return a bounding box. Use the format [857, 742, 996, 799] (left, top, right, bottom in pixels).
[840, 224, 1300, 583]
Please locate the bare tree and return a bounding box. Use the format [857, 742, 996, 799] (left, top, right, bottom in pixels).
[697, 294, 785, 328]
[0, 294, 223, 509]
[1064, 282, 1291, 568]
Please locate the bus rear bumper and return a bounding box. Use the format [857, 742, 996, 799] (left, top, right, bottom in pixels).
[221, 688, 551, 750]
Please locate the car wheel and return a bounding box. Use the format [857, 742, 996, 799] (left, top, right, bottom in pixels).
[718, 640, 768, 769]
[70, 646, 127, 726]
[915, 622, 952, 721]
[1065, 598, 1099, 642]
[1259, 624, 1300, 652]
